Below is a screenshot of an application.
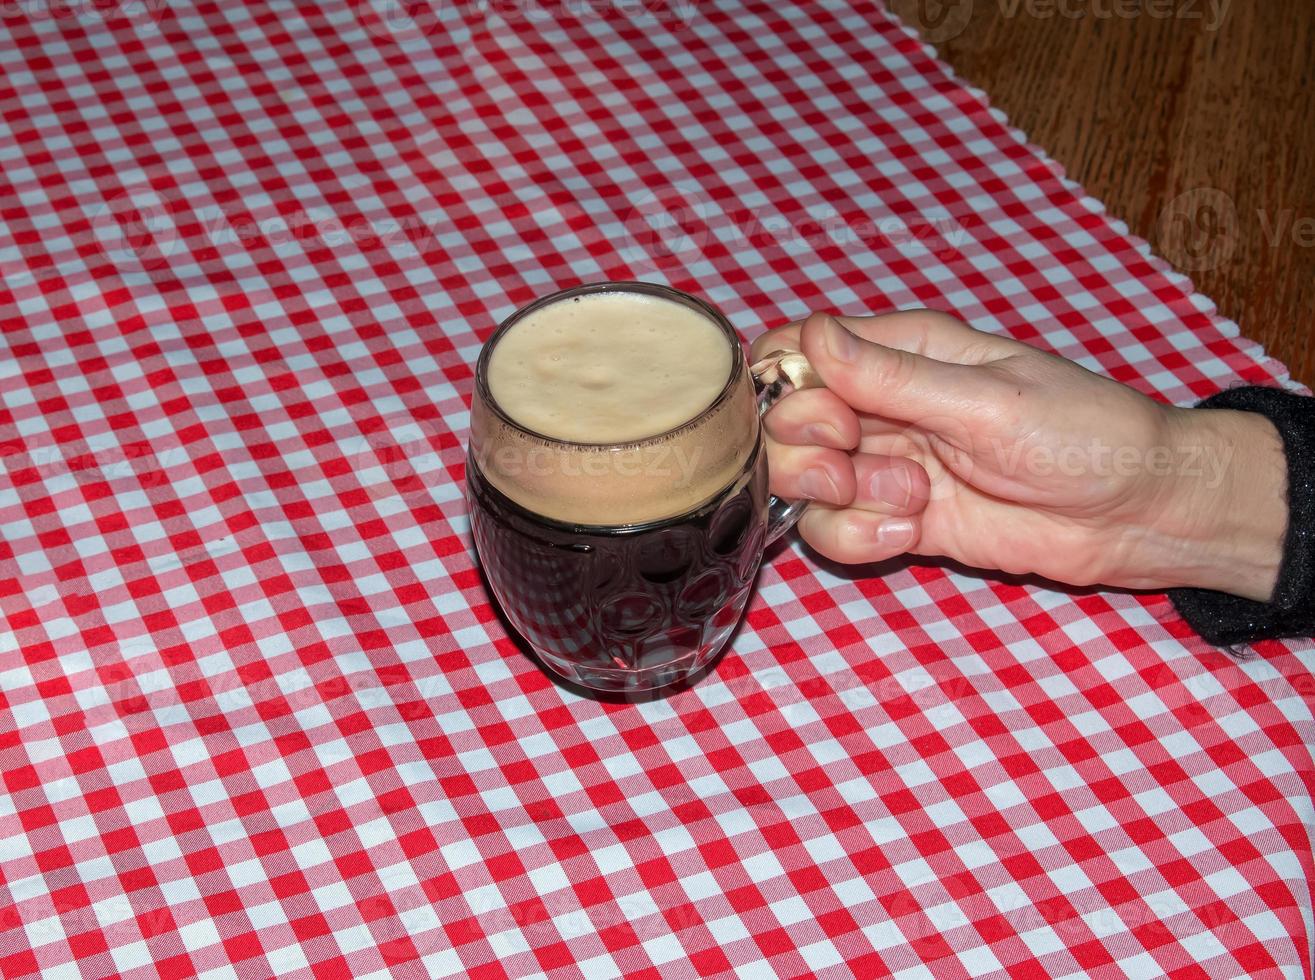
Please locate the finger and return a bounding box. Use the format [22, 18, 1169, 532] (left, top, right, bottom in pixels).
[754, 309, 1016, 365]
[800, 312, 998, 423]
[764, 439, 856, 506]
[797, 505, 921, 565]
[858, 416, 930, 452]
[850, 453, 930, 517]
[762, 387, 860, 449]
[834, 309, 1016, 364]
[749, 322, 802, 362]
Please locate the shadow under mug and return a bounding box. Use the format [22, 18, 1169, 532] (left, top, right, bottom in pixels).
[466, 281, 817, 693]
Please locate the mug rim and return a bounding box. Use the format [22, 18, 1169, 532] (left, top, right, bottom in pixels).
[474, 281, 745, 449]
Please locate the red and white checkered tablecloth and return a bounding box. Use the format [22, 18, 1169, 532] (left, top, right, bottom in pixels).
[1, 0, 1312, 977]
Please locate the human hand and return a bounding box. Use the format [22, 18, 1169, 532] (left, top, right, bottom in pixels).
[753, 311, 1287, 600]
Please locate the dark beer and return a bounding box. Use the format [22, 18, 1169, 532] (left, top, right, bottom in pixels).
[467, 444, 769, 691]
[466, 282, 809, 692]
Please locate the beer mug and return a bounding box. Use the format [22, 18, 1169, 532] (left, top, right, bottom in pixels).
[466, 281, 817, 692]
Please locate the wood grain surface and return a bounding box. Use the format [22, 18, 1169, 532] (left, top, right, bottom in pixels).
[887, 0, 1315, 386]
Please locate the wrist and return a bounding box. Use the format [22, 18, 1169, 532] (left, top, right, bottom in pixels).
[1111, 407, 1288, 599]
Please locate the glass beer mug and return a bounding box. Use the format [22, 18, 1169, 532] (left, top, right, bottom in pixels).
[466, 281, 816, 692]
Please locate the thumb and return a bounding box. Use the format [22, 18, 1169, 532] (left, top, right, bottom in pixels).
[799, 311, 988, 422]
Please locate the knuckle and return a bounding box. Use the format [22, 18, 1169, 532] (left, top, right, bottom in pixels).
[867, 347, 919, 392]
[924, 310, 966, 331]
[750, 325, 800, 359]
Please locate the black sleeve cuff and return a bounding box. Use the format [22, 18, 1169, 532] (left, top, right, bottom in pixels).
[1168, 385, 1315, 647]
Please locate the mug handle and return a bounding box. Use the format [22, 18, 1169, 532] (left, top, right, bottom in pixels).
[749, 350, 824, 545]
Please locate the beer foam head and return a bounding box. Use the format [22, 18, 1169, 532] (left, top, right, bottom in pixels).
[487, 291, 733, 443]
[470, 285, 760, 526]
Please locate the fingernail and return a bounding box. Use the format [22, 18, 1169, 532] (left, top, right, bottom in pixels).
[803, 423, 842, 446]
[869, 466, 914, 509]
[823, 314, 859, 363]
[799, 467, 840, 502]
[877, 518, 915, 550]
